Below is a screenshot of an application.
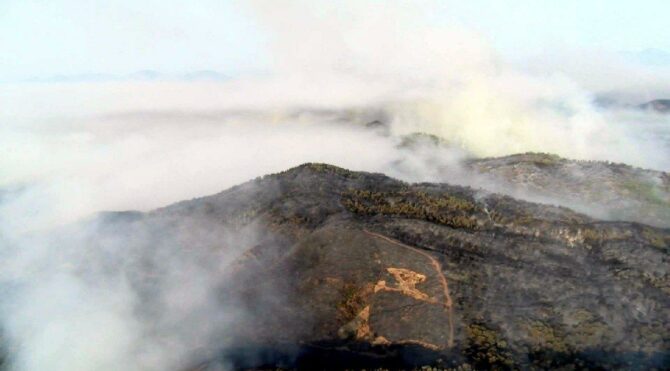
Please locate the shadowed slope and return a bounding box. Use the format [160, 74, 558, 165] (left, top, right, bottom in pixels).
[20, 163, 668, 370]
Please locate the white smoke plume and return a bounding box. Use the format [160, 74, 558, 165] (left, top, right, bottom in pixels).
[1, 1, 669, 370]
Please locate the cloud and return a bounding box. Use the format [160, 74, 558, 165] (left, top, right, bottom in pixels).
[245, 0, 670, 166]
[1, 1, 669, 370]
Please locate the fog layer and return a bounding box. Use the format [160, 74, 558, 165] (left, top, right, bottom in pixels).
[1, 1, 669, 370]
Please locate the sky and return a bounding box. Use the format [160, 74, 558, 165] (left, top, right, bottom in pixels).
[1, 2, 670, 370]
[0, 0, 669, 82]
[433, 0, 670, 56]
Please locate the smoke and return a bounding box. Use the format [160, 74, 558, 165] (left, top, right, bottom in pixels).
[246, 0, 670, 168]
[0, 200, 274, 370]
[1, 1, 670, 370]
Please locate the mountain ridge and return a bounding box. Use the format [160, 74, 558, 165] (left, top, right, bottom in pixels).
[80, 162, 670, 370]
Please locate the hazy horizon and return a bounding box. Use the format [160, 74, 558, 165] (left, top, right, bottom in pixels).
[1, 2, 670, 370]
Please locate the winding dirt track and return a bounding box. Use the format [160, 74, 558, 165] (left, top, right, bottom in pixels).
[363, 229, 455, 347]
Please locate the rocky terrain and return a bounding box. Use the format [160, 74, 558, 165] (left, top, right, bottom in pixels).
[19, 163, 665, 370]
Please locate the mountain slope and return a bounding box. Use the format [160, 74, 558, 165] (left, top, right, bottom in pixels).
[389, 131, 670, 228]
[23, 164, 670, 370]
[467, 152, 670, 228]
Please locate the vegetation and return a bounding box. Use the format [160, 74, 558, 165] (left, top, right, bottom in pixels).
[621, 179, 670, 208]
[288, 163, 360, 179]
[337, 283, 369, 322]
[642, 227, 668, 249]
[522, 152, 563, 167]
[465, 323, 515, 369]
[484, 196, 538, 226]
[488, 208, 535, 226]
[524, 321, 569, 353]
[577, 226, 634, 246]
[342, 189, 480, 229]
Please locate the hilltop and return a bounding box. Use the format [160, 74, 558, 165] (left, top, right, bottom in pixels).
[58, 163, 670, 370]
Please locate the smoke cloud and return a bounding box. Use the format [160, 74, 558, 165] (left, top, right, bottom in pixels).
[1, 1, 669, 370]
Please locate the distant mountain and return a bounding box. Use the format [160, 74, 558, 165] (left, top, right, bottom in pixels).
[127, 69, 163, 81]
[593, 96, 670, 114]
[127, 69, 228, 81]
[16, 70, 228, 83]
[389, 131, 670, 228]
[26, 163, 667, 370]
[639, 99, 670, 114]
[22, 72, 119, 83]
[182, 70, 229, 81]
[467, 152, 670, 228]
